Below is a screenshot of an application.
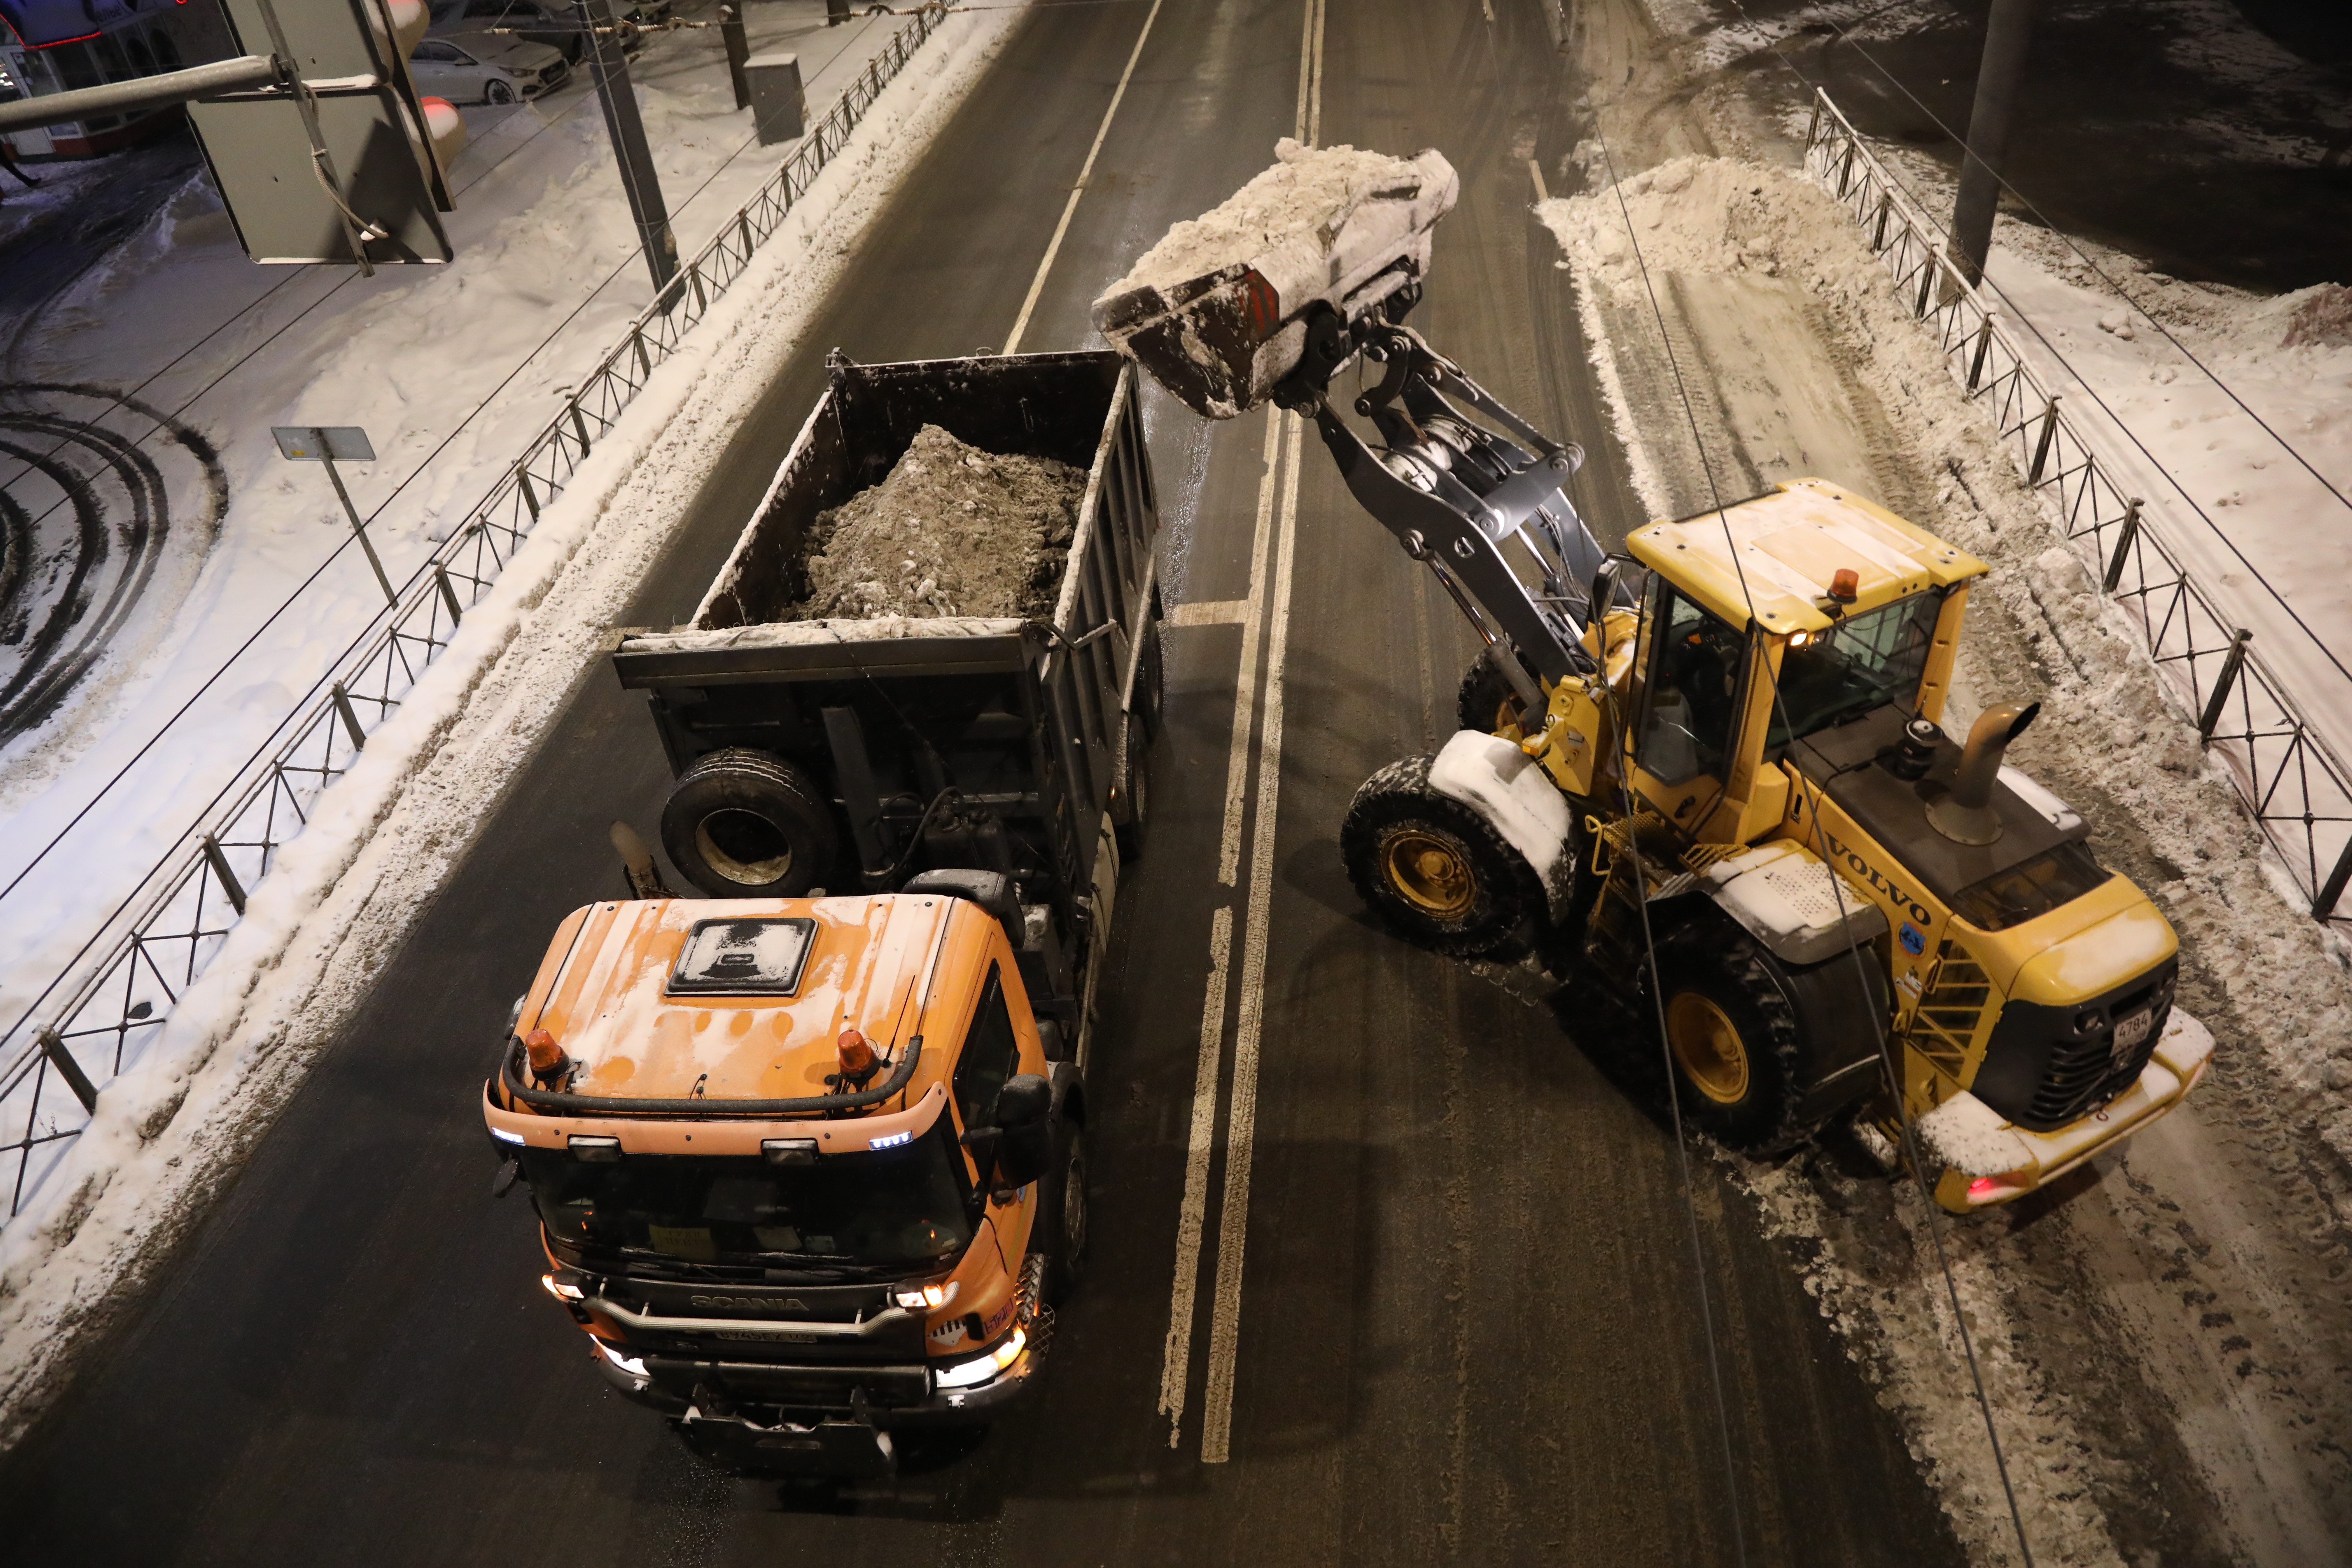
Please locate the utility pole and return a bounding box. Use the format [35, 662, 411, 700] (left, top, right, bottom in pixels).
[1948, 0, 2039, 287]
[576, 0, 679, 298]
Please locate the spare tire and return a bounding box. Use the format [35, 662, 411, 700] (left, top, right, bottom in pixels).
[661, 748, 840, 897]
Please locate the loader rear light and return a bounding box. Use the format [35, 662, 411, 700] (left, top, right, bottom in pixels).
[894, 1281, 959, 1311]
[1966, 1173, 2029, 1206]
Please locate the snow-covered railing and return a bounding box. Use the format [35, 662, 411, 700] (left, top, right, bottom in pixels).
[1803, 88, 2352, 934]
[0, 2, 947, 1222]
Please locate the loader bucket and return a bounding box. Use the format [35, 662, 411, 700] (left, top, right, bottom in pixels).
[1092, 140, 1459, 418]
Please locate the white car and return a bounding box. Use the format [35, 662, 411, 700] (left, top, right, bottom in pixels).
[407, 35, 569, 105]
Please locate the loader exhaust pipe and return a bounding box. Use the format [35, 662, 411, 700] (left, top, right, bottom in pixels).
[1925, 701, 2039, 845]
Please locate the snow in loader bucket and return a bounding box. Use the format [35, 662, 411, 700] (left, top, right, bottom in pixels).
[1090, 139, 1459, 418]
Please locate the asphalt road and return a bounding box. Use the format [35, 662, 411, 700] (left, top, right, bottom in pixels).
[0, 2, 1966, 1562]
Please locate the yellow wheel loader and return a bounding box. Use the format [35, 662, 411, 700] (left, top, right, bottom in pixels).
[1094, 146, 2208, 1211]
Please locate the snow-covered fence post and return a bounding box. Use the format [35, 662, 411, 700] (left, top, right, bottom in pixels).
[37, 1030, 98, 1115]
[2198, 630, 2254, 743]
[200, 835, 248, 917]
[2101, 498, 2143, 594]
[2027, 394, 2060, 484]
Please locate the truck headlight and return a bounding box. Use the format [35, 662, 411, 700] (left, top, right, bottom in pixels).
[934, 1325, 1025, 1390]
[893, 1280, 958, 1311]
[542, 1273, 584, 1301]
[596, 1338, 648, 1379]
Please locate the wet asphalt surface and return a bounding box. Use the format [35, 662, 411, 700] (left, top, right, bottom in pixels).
[0, 3, 1967, 1563]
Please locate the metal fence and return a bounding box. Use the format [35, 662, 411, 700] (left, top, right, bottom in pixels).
[0, 3, 948, 1222]
[1802, 89, 2352, 932]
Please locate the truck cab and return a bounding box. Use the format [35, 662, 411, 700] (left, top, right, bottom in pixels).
[482, 886, 1084, 1475]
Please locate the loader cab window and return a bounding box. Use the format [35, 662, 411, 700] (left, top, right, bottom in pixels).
[1636, 586, 1747, 786]
[1766, 589, 1944, 749]
[952, 966, 1021, 1133]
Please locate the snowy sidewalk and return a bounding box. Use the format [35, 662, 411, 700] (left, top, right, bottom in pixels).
[0, 1, 907, 1039]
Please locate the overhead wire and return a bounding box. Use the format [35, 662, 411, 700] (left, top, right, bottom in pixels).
[1578, 97, 2038, 1566]
[1719, 0, 2352, 687]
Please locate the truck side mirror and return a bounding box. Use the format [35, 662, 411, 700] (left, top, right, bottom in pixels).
[991, 1074, 1054, 1192]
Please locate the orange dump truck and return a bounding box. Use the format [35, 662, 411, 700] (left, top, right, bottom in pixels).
[482, 352, 1158, 1475]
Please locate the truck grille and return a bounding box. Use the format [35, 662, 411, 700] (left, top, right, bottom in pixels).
[1969, 959, 2178, 1133]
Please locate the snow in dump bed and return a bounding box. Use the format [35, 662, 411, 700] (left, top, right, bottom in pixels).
[628, 616, 1027, 651]
[1102, 138, 1427, 297]
[793, 424, 1083, 620]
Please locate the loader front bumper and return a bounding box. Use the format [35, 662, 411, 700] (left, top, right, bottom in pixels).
[1932, 1016, 2214, 1212]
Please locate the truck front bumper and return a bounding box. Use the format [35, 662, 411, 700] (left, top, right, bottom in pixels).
[1931, 1016, 2214, 1212]
[585, 1323, 1046, 1465]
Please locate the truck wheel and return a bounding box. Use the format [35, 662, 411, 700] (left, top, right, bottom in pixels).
[1113, 722, 1149, 864]
[1340, 755, 1540, 959]
[1457, 654, 1521, 736]
[1037, 1127, 1088, 1304]
[661, 748, 839, 898]
[1653, 921, 1812, 1153]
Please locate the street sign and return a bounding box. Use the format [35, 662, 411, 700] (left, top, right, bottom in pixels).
[275, 424, 395, 603]
[189, 0, 458, 268]
[271, 426, 377, 462]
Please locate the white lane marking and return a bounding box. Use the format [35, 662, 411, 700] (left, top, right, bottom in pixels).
[1215, 412, 1287, 888]
[1528, 156, 1549, 204]
[1160, 409, 1284, 1446]
[1199, 410, 1305, 1465]
[1001, 0, 1166, 354]
[1167, 598, 1249, 628]
[1157, 902, 1234, 1445]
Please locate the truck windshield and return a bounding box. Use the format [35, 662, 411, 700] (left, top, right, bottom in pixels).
[1767, 590, 1944, 748]
[522, 1123, 973, 1268]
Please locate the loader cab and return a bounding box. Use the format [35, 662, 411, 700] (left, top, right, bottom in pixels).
[1621, 481, 1984, 841]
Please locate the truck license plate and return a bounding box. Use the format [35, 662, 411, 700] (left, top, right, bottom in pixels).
[2110, 1008, 2154, 1066]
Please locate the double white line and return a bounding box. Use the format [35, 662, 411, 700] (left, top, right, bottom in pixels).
[1158, 0, 1327, 1465]
[998, 0, 1327, 1467]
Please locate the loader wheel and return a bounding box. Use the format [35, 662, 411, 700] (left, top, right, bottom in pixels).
[1457, 654, 1525, 736]
[1341, 755, 1541, 959]
[1653, 920, 1811, 1153]
[662, 748, 839, 898]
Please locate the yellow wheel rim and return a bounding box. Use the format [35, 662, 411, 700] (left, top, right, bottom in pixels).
[1380, 827, 1476, 919]
[1666, 992, 1750, 1105]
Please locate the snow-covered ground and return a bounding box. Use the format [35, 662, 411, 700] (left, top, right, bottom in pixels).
[0, 0, 1022, 1448]
[0, 0, 905, 1057]
[1539, 9, 2352, 1555]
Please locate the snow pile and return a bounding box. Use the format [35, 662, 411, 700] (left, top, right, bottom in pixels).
[1545, 155, 1855, 289]
[794, 424, 1080, 620]
[2282, 284, 2352, 349]
[1104, 137, 1424, 298]
[0, 2, 1020, 1451]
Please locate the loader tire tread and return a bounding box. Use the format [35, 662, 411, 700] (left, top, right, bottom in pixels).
[1341, 754, 1542, 960]
[1652, 917, 1815, 1154]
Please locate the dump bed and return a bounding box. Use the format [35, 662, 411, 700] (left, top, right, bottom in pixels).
[610, 351, 1160, 930]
